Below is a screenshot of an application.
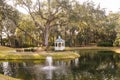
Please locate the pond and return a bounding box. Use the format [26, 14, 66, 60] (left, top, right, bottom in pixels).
[0, 50, 120, 80]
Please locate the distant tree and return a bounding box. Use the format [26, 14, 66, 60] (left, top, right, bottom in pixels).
[0, 0, 19, 47]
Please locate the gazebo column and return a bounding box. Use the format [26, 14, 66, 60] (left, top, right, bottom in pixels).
[62, 42, 64, 46]
[61, 42, 62, 47]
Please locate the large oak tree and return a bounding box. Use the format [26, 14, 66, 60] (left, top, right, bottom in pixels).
[14, 0, 73, 49]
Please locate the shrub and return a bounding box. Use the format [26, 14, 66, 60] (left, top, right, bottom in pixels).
[113, 38, 120, 47]
[24, 48, 31, 52]
[24, 48, 36, 52]
[97, 42, 113, 47]
[22, 43, 36, 48]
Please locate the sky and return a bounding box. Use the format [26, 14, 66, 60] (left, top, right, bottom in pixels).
[7, 0, 120, 14]
[79, 0, 120, 13]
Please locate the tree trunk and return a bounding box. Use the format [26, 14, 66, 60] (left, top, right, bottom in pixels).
[0, 35, 2, 46]
[44, 26, 49, 50]
[63, 27, 66, 46]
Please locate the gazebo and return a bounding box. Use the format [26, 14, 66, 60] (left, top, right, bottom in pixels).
[54, 36, 65, 51]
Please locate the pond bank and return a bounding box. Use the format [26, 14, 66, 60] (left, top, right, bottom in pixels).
[0, 74, 21, 80]
[0, 51, 80, 60]
[1, 46, 120, 60]
[66, 46, 120, 53]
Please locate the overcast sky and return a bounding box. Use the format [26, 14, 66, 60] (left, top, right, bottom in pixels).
[79, 0, 120, 13]
[7, 0, 120, 14]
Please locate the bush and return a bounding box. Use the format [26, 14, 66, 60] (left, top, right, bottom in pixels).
[22, 43, 36, 48]
[24, 48, 36, 52]
[113, 38, 120, 47]
[24, 48, 31, 52]
[97, 42, 113, 47]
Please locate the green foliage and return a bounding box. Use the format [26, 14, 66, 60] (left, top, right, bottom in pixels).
[1, 0, 119, 48]
[24, 48, 36, 52]
[22, 43, 36, 48]
[0, 50, 80, 60]
[0, 0, 20, 47]
[113, 38, 120, 46]
[97, 42, 113, 47]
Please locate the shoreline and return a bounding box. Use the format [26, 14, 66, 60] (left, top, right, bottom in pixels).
[0, 51, 80, 60]
[1, 46, 120, 60]
[0, 74, 21, 80]
[65, 46, 120, 53]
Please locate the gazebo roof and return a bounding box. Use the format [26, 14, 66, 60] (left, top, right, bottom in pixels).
[55, 36, 64, 43]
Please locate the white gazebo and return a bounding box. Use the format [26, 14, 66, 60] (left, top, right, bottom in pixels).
[54, 36, 65, 51]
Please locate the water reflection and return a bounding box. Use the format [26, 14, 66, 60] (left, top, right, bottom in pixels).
[0, 51, 120, 80]
[74, 58, 79, 67]
[2, 62, 12, 76]
[46, 69, 53, 80]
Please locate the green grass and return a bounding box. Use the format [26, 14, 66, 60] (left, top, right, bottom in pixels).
[1, 46, 120, 60]
[0, 46, 80, 60]
[45, 51, 80, 59]
[65, 46, 119, 51]
[0, 51, 80, 60]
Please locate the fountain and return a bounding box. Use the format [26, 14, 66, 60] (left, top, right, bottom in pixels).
[42, 56, 56, 80]
[42, 56, 56, 70]
[46, 56, 52, 67]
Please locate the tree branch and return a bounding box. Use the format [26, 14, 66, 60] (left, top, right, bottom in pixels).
[37, 0, 47, 20]
[14, 21, 42, 45]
